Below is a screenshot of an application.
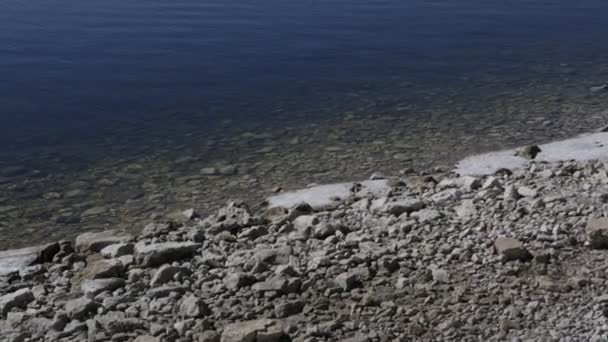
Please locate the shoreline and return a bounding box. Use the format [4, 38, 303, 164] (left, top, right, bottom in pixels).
[3, 132, 608, 340]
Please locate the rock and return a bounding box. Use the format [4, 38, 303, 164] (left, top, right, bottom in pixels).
[430, 267, 450, 283]
[275, 301, 304, 318]
[515, 145, 542, 159]
[81, 278, 126, 295]
[254, 247, 292, 265]
[134, 336, 160, 342]
[494, 237, 533, 262]
[150, 265, 191, 287]
[380, 198, 425, 215]
[517, 186, 538, 198]
[430, 189, 462, 204]
[100, 243, 134, 258]
[75, 230, 132, 253]
[587, 217, 608, 249]
[252, 277, 288, 293]
[220, 319, 285, 342]
[202, 201, 259, 235]
[454, 200, 477, 221]
[0, 243, 60, 276]
[81, 206, 107, 217]
[482, 177, 502, 190]
[503, 185, 520, 201]
[267, 180, 390, 211]
[335, 272, 362, 291]
[81, 259, 124, 279]
[224, 273, 257, 290]
[135, 241, 201, 267]
[178, 295, 210, 318]
[410, 209, 441, 223]
[64, 297, 100, 319]
[0, 288, 34, 317]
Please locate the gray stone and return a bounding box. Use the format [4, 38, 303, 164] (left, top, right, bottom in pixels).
[515, 145, 542, 159]
[224, 273, 257, 290]
[494, 237, 533, 262]
[220, 319, 285, 342]
[150, 265, 191, 287]
[81, 278, 126, 295]
[65, 297, 100, 319]
[0, 243, 60, 276]
[0, 288, 34, 317]
[100, 243, 134, 258]
[381, 198, 425, 215]
[75, 230, 132, 253]
[135, 241, 201, 267]
[178, 295, 209, 318]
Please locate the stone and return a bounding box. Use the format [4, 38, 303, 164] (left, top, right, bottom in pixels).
[267, 180, 389, 211]
[515, 145, 542, 159]
[100, 243, 134, 258]
[81, 278, 126, 295]
[335, 272, 362, 291]
[65, 297, 100, 319]
[517, 186, 538, 198]
[81, 206, 107, 217]
[220, 319, 285, 342]
[252, 277, 288, 293]
[134, 336, 160, 342]
[0, 243, 60, 276]
[75, 230, 132, 253]
[275, 301, 305, 318]
[454, 200, 477, 221]
[150, 265, 191, 287]
[81, 259, 124, 280]
[587, 217, 608, 249]
[0, 288, 34, 317]
[410, 209, 441, 223]
[494, 237, 533, 262]
[381, 198, 425, 215]
[178, 295, 210, 318]
[135, 241, 201, 267]
[224, 273, 257, 290]
[430, 267, 450, 283]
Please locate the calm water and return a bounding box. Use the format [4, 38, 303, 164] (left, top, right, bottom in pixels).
[1, 0, 608, 153]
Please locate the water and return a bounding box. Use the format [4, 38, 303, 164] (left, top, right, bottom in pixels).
[2, 0, 608, 151]
[2, 0, 608, 249]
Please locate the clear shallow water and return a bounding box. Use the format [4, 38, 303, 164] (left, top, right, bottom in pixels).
[2, 0, 608, 152]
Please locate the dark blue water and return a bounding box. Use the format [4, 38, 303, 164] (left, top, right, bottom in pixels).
[2, 0, 608, 151]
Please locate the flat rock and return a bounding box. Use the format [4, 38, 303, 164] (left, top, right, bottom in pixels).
[75, 230, 132, 253]
[494, 237, 533, 262]
[150, 265, 191, 287]
[0, 243, 60, 276]
[267, 180, 389, 211]
[220, 319, 285, 342]
[456, 132, 608, 176]
[135, 241, 201, 267]
[81, 278, 126, 295]
[64, 297, 100, 319]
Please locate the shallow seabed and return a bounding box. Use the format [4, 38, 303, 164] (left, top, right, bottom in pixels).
[2, 70, 608, 250]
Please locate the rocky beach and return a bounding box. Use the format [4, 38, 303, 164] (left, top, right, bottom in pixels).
[4, 133, 608, 341]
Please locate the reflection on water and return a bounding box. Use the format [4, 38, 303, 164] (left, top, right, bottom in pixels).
[1, 0, 608, 248]
[1, 0, 608, 151]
